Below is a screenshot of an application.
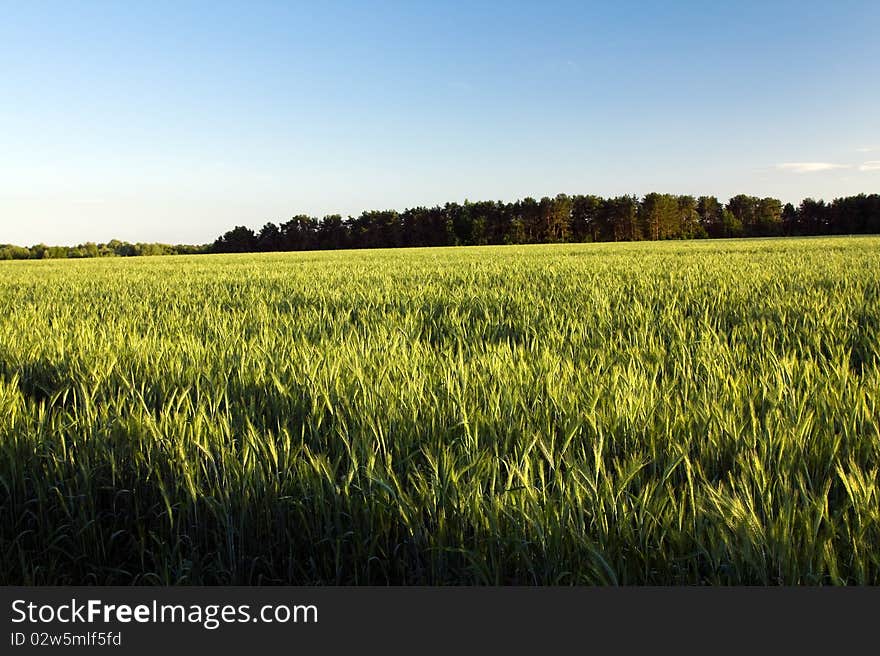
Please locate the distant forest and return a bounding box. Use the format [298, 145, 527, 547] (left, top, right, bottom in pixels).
[3, 193, 879, 260]
[213, 193, 880, 252]
[0, 240, 208, 261]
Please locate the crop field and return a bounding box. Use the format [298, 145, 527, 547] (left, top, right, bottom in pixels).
[1, 236, 879, 585]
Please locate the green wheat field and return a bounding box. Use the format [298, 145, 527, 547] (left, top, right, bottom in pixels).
[1, 236, 878, 584]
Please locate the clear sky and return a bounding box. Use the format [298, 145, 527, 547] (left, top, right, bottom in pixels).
[1, 0, 879, 245]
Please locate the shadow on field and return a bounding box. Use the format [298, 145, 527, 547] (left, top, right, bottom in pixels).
[1, 357, 77, 410]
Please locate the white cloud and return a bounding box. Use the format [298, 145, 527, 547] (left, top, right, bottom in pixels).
[859, 161, 880, 171]
[776, 162, 851, 173]
[856, 146, 879, 153]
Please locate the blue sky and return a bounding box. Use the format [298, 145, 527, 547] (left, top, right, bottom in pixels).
[1, 1, 878, 245]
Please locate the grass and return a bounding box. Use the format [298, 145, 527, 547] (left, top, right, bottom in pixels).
[1, 236, 878, 584]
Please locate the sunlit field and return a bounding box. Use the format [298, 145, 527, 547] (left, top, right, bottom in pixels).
[1, 237, 878, 584]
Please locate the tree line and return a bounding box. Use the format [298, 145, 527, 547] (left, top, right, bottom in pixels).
[0, 239, 208, 261]
[2, 193, 878, 260]
[213, 193, 880, 253]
